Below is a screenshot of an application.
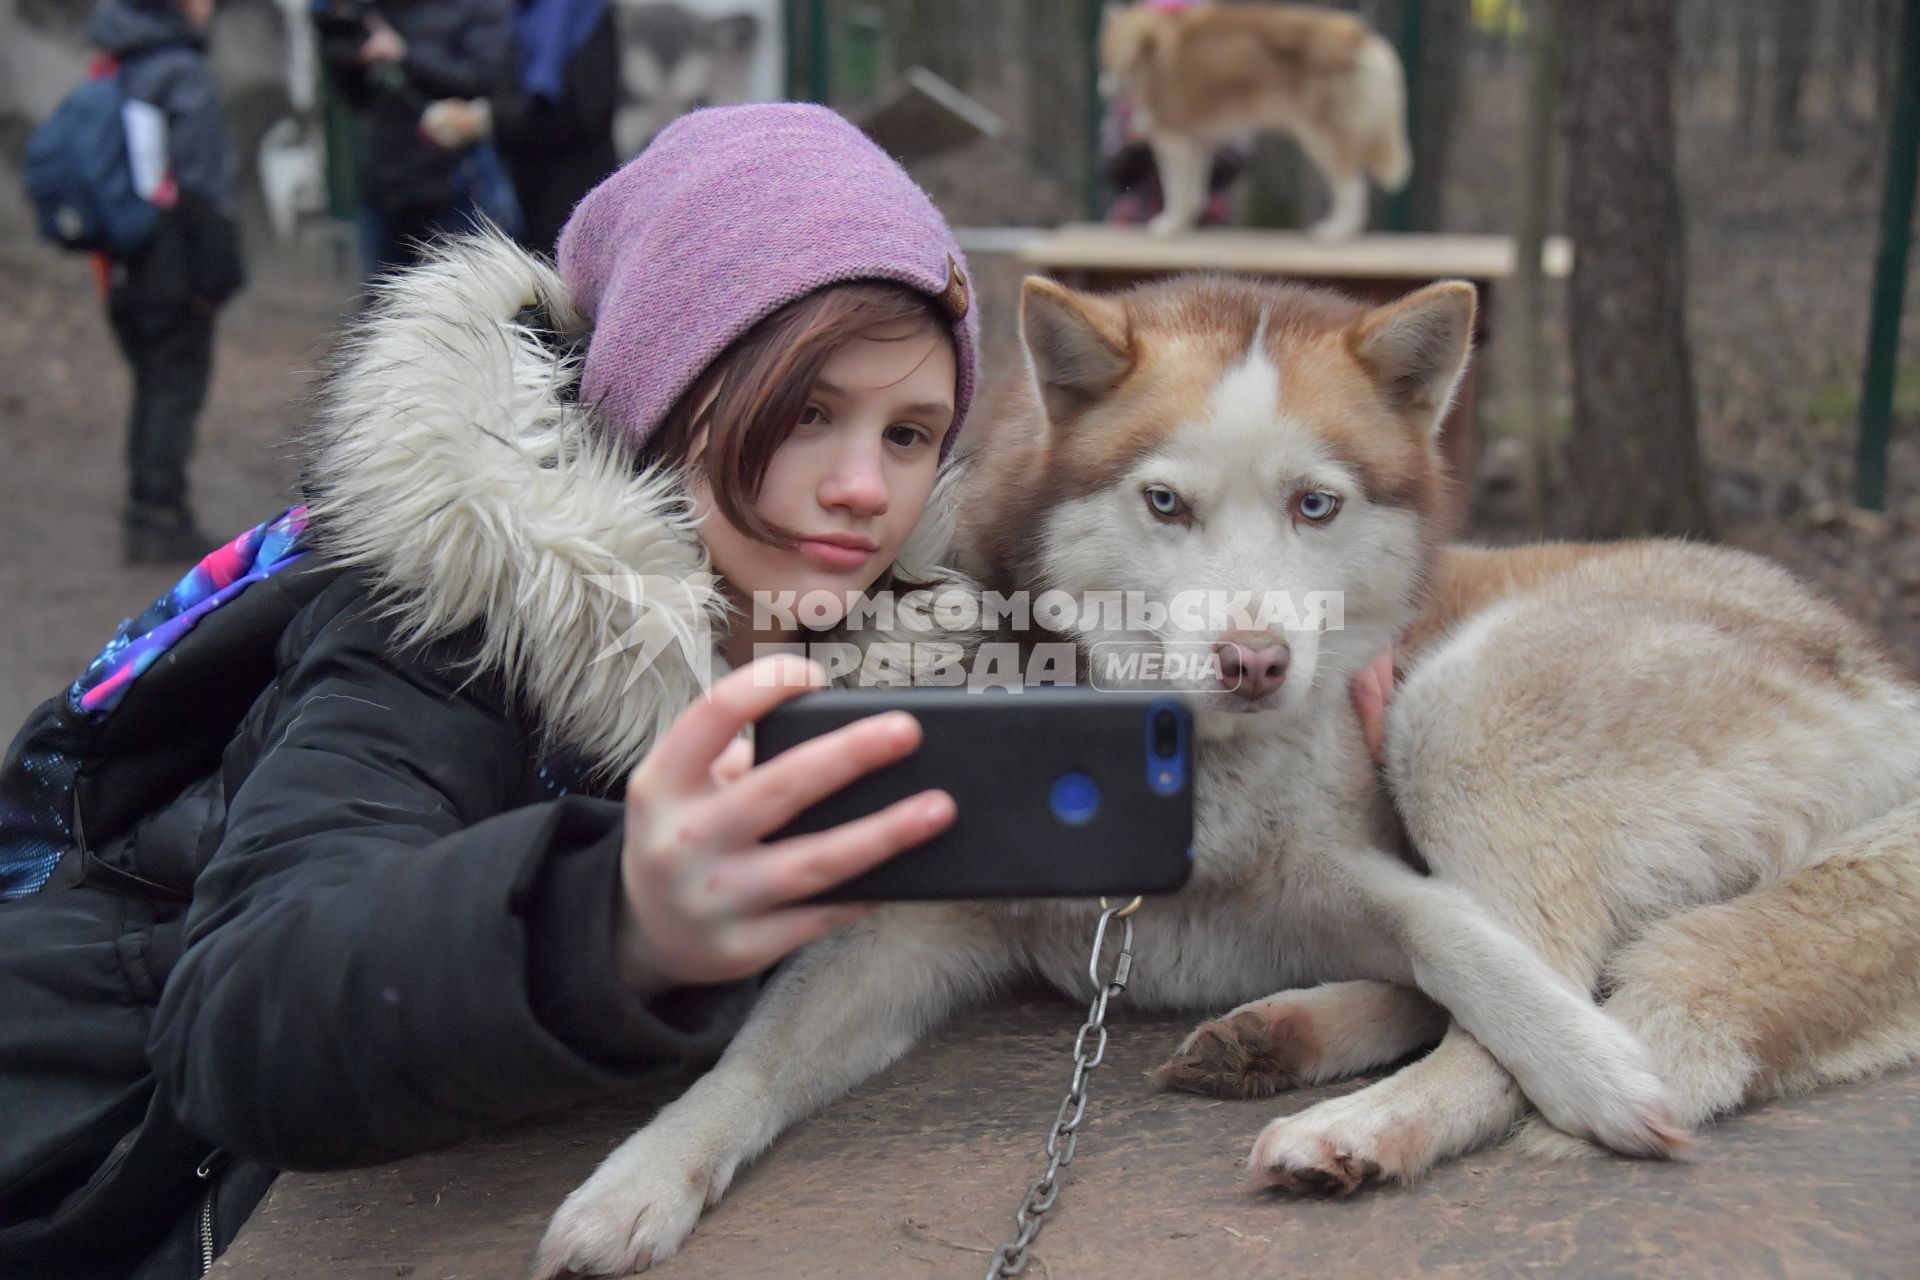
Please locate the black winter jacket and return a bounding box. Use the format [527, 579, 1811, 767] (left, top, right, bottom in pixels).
[320, 0, 515, 215]
[0, 232, 970, 1280]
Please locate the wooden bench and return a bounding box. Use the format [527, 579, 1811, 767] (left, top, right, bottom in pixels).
[1019, 226, 1575, 530]
[214, 996, 1918, 1278]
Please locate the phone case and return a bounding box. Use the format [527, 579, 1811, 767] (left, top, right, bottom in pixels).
[753, 688, 1194, 902]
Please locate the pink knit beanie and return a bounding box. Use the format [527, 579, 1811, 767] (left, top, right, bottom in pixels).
[556, 103, 981, 458]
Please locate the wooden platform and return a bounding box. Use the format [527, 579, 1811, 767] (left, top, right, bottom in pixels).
[1017, 226, 1576, 530]
[214, 995, 1919, 1279]
[1018, 225, 1574, 282]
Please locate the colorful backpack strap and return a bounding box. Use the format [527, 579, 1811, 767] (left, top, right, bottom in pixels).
[73, 507, 310, 716]
[1, 507, 313, 900]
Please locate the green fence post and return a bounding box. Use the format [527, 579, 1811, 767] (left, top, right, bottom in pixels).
[1857, 0, 1920, 511]
[785, 0, 802, 98]
[844, 5, 882, 104]
[809, 0, 832, 104]
[321, 75, 359, 224]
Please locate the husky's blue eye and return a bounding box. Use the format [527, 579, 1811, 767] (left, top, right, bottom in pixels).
[1297, 490, 1340, 522]
[1144, 486, 1187, 519]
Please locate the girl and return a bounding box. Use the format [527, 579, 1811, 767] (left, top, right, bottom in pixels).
[0, 103, 980, 1279]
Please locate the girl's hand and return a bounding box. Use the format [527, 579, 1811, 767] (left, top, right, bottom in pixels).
[614, 654, 955, 1000]
[1351, 647, 1395, 767]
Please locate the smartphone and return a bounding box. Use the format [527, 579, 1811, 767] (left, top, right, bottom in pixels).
[753, 688, 1194, 903]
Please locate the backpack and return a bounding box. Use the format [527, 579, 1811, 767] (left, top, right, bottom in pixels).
[22, 61, 165, 258]
[0, 507, 326, 902]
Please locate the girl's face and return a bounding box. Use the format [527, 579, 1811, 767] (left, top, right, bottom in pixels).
[693, 322, 957, 636]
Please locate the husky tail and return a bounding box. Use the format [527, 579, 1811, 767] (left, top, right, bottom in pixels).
[1356, 33, 1412, 191]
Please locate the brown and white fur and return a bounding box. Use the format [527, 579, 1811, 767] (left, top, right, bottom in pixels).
[1100, 1, 1411, 239]
[530, 272, 1920, 1277]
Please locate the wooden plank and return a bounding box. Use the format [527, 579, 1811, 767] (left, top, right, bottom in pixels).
[1020, 224, 1574, 281]
[215, 996, 1920, 1279]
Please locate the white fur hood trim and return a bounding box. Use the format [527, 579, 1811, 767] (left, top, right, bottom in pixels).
[300, 231, 977, 782]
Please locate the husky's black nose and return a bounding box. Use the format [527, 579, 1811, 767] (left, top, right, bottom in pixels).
[1214, 631, 1290, 700]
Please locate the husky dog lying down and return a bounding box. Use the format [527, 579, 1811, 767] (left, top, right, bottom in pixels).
[534, 275, 1920, 1277]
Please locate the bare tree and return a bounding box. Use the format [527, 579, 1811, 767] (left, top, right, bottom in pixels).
[1560, 0, 1713, 538]
[1773, 0, 1816, 152]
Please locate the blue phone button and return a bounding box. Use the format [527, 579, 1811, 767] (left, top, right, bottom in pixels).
[1050, 772, 1101, 826]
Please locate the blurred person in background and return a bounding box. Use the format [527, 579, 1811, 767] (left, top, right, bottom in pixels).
[411, 0, 619, 256]
[313, 0, 514, 276]
[495, 0, 621, 256]
[88, 0, 246, 565]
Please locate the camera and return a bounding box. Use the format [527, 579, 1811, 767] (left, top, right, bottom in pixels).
[1151, 707, 1180, 760]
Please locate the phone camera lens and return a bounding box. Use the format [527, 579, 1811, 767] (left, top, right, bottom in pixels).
[1152, 709, 1178, 759]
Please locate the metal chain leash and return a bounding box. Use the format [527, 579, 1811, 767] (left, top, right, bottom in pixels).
[985, 896, 1142, 1279]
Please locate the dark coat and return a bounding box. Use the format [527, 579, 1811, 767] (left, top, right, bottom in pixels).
[86, 0, 243, 310]
[321, 0, 515, 215]
[0, 571, 754, 1279]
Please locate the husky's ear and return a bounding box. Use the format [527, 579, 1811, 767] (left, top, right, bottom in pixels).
[1020, 277, 1132, 427]
[1349, 281, 1476, 435]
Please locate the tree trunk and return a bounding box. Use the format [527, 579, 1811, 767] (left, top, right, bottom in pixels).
[1402, 0, 1470, 231]
[1772, 0, 1816, 152]
[1510, 0, 1560, 526]
[1560, 0, 1713, 539]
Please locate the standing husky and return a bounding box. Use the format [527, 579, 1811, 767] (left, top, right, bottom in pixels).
[1099, 1, 1412, 239]
[533, 275, 1920, 1277]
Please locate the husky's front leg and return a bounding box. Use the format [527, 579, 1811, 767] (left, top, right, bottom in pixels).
[1251, 1025, 1521, 1192]
[532, 907, 1014, 1278]
[1155, 980, 1446, 1099]
[1338, 849, 1684, 1159]
[1146, 133, 1208, 237]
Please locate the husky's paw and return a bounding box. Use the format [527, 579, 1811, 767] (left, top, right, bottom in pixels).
[1306, 217, 1360, 242]
[1146, 210, 1189, 238]
[1518, 1020, 1689, 1161]
[1247, 1094, 1421, 1196]
[531, 1128, 730, 1279]
[1153, 1001, 1317, 1099]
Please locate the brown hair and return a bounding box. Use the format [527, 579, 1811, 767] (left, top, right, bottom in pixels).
[641, 281, 953, 548]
